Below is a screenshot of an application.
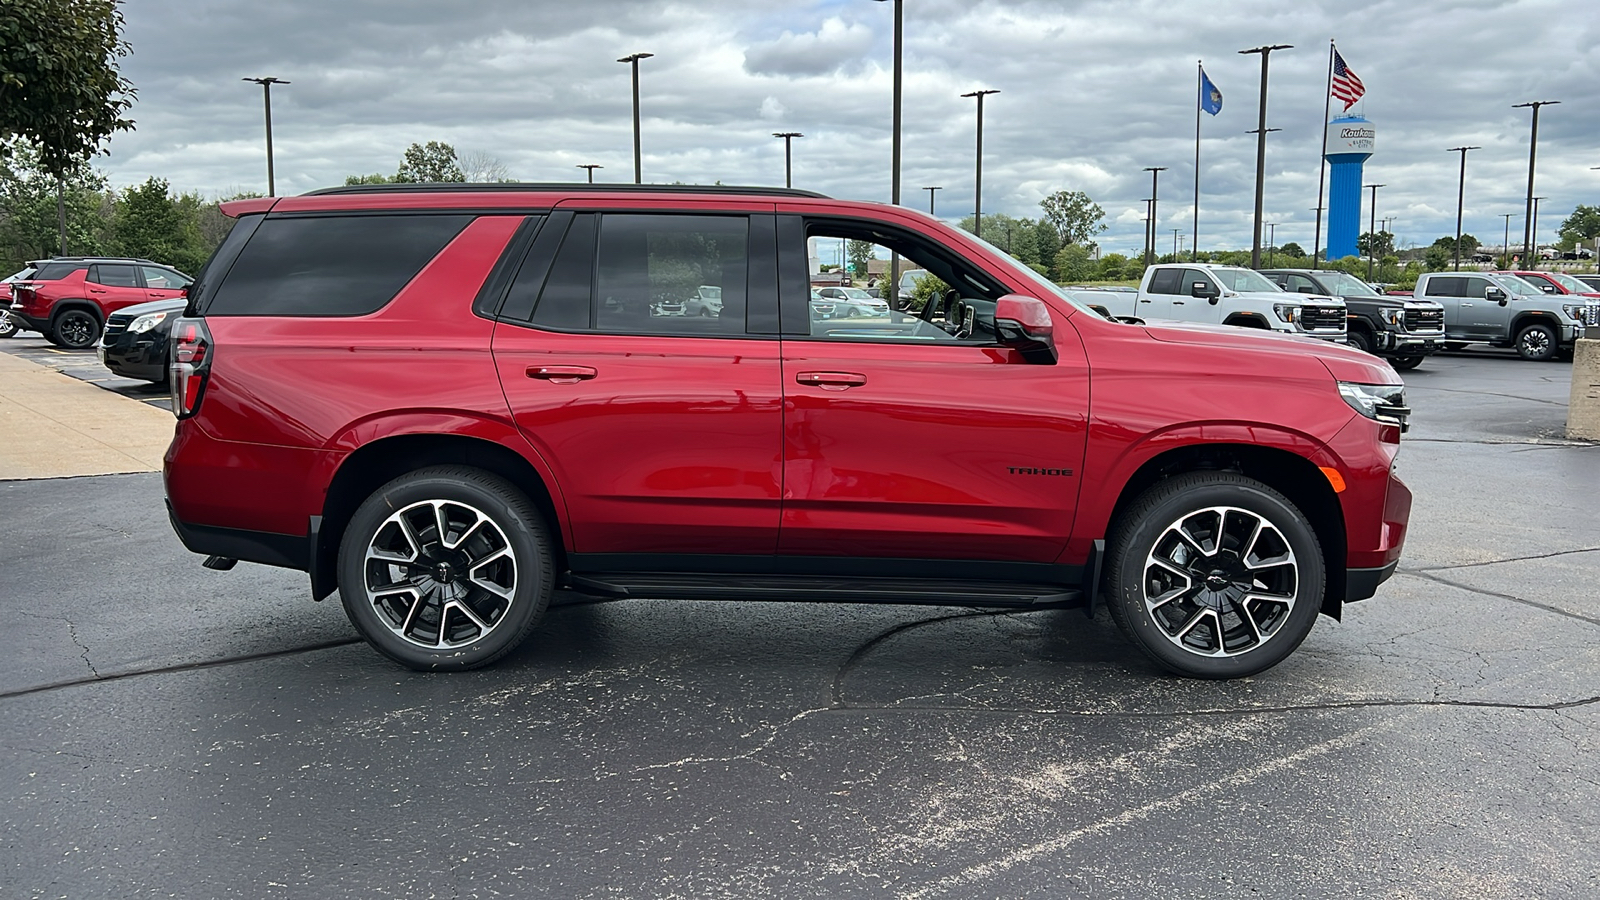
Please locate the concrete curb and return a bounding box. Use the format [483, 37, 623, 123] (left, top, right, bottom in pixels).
[0, 351, 175, 480]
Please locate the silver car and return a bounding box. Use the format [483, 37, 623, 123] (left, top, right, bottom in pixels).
[816, 286, 890, 318]
[684, 285, 723, 317]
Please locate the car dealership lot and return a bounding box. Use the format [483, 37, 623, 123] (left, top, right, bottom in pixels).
[2, 343, 1596, 897]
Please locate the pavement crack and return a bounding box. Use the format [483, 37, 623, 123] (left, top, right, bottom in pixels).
[1406, 546, 1600, 572]
[1399, 569, 1600, 628]
[830, 608, 1016, 706]
[0, 637, 363, 701]
[830, 694, 1600, 718]
[65, 618, 99, 679]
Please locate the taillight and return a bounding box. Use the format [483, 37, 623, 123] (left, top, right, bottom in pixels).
[169, 317, 212, 419]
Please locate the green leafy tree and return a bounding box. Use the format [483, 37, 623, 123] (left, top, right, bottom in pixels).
[1357, 230, 1395, 259]
[846, 239, 874, 276]
[112, 176, 214, 273]
[0, 143, 108, 268]
[1053, 243, 1095, 283]
[1277, 242, 1306, 258]
[0, 0, 135, 178]
[1423, 244, 1451, 272]
[1038, 189, 1106, 247]
[1429, 233, 1479, 260]
[394, 141, 465, 183]
[344, 172, 395, 186]
[1558, 205, 1600, 255]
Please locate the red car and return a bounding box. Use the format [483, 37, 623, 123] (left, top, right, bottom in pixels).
[8, 257, 191, 349]
[163, 184, 1412, 679]
[1500, 270, 1600, 299]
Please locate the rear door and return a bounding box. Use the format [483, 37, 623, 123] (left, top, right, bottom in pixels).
[491, 206, 785, 557]
[140, 265, 190, 302]
[1139, 267, 1180, 319]
[87, 263, 147, 315]
[1422, 276, 1469, 337]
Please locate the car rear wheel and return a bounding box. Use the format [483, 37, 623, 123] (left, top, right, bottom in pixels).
[1514, 322, 1558, 361]
[52, 309, 100, 350]
[337, 465, 555, 671]
[0, 312, 17, 339]
[1389, 355, 1423, 371]
[1105, 472, 1325, 679]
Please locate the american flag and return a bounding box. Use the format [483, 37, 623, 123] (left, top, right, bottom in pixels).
[1331, 48, 1365, 110]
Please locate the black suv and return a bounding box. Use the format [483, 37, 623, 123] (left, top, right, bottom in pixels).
[1261, 269, 1445, 370]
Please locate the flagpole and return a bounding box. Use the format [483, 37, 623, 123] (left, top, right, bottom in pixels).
[1312, 39, 1334, 267]
[1193, 60, 1202, 262]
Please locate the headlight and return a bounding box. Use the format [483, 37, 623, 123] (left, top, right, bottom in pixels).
[1339, 382, 1409, 430]
[1562, 303, 1588, 322]
[129, 311, 170, 333]
[1381, 308, 1404, 325]
[1273, 304, 1299, 323]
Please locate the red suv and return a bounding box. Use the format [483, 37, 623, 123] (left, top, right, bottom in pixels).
[8, 257, 192, 349]
[164, 184, 1412, 679]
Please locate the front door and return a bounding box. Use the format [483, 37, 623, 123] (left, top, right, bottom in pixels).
[493, 211, 784, 556]
[775, 217, 1089, 564]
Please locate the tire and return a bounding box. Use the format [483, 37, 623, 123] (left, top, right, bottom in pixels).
[1389, 355, 1423, 371]
[0, 312, 17, 339]
[1514, 322, 1558, 361]
[51, 309, 101, 350]
[843, 308, 857, 318]
[1105, 472, 1325, 679]
[1347, 328, 1375, 355]
[337, 465, 555, 671]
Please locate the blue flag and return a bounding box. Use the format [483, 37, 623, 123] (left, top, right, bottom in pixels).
[1199, 67, 1222, 115]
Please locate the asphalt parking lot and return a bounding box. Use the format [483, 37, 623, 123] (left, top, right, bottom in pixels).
[2, 341, 1597, 898]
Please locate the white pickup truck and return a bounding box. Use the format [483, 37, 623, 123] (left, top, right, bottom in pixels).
[1089, 263, 1348, 342]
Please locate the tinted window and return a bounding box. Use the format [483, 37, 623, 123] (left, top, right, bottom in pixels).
[207, 214, 472, 316]
[529, 214, 597, 331]
[1424, 276, 1463, 297]
[141, 266, 190, 289]
[1148, 268, 1182, 295]
[33, 262, 87, 281]
[92, 264, 139, 287]
[1179, 269, 1217, 293]
[592, 214, 748, 335]
[1461, 277, 1491, 299]
[1285, 274, 1319, 294]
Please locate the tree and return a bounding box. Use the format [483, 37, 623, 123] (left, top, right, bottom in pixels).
[0, 0, 135, 178]
[0, 142, 108, 268]
[344, 172, 395, 186]
[1053, 243, 1095, 283]
[394, 141, 465, 183]
[1277, 242, 1306, 258]
[846, 239, 874, 276]
[1558, 205, 1600, 254]
[112, 176, 215, 273]
[1423, 244, 1451, 272]
[1357, 230, 1395, 259]
[458, 149, 512, 183]
[1430, 233, 1479, 259]
[1038, 189, 1106, 247]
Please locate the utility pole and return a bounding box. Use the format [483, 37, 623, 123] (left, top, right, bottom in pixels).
[1143, 166, 1167, 268]
[1172, 228, 1183, 259]
[1447, 146, 1480, 270]
[923, 186, 942, 215]
[772, 132, 803, 188]
[243, 77, 290, 196]
[961, 89, 1000, 239]
[1512, 100, 1558, 268]
[1531, 196, 1547, 267]
[874, 0, 904, 297]
[1500, 213, 1517, 268]
[617, 53, 654, 183]
[1365, 183, 1385, 281]
[1266, 222, 1278, 267]
[1239, 43, 1292, 268]
[576, 164, 603, 183]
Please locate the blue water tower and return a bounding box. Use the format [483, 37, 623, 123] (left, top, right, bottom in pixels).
[1325, 116, 1376, 260]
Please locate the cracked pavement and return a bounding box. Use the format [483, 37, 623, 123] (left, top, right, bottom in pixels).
[2, 347, 1598, 898]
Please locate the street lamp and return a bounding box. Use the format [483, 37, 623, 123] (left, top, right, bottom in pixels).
[923, 186, 942, 215]
[1365, 183, 1385, 281]
[576, 164, 603, 184]
[1446, 146, 1480, 271]
[1143, 166, 1168, 267]
[961, 89, 1000, 239]
[242, 77, 290, 196]
[1512, 100, 1558, 268]
[1266, 222, 1278, 267]
[617, 52, 654, 184]
[874, 0, 904, 298]
[1531, 196, 1547, 264]
[772, 132, 803, 188]
[1500, 213, 1518, 268]
[1172, 228, 1183, 259]
[1238, 43, 1292, 268]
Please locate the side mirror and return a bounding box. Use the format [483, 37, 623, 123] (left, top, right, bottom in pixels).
[1191, 281, 1220, 303]
[1295, 285, 1315, 294]
[1485, 287, 1506, 304]
[994, 294, 1058, 364]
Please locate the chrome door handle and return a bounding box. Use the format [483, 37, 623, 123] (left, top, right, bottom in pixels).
[796, 371, 867, 390]
[526, 365, 598, 384]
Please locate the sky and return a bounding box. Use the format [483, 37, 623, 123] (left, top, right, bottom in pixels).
[98, 0, 1600, 256]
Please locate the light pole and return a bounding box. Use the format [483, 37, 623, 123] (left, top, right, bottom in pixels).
[1512, 100, 1558, 267]
[961, 89, 1000, 239]
[923, 186, 942, 215]
[1447, 146, 1480, 270]
[1365, 184, 1384, 281]
[1172, 228, 1183, 259]
[576, 164, 603, 184]
[874, 0, 904, 296]
[1143, 166, 1167, 268]
[1531, 196, 1547, 266]
[1239, 43, 1292, 268]
[772, 132, 803, 188]
[1500, 213, 1518, 268]
[617, 52, 654, 184]
[242, 77, 289, 196]
[1266, 222, 1278, 267]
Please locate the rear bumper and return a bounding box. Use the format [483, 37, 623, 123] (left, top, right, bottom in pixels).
[1345, 561, 1398, 602]
[167, 500, 310, 571]
[10, 310, 49, 332]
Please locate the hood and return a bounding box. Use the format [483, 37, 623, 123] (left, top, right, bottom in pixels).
[1141, 320, 1398, 384]
[1227, 290, 1345, 307]
[109, 297, 189, 320]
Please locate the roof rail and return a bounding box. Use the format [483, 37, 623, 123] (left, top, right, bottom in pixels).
[302, 182, 831, 199]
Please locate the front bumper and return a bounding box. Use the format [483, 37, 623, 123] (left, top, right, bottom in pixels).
[100, 332, 166, 381]
[1382, 331, 1444, 355]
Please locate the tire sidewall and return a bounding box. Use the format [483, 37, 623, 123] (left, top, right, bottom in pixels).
[1515, 322, 1558, 361]
[54, 309, 100, 350]
[1109, 477, 1325, 679]
[1348, 329, 1374, 355]
[337, 468, 552, 671]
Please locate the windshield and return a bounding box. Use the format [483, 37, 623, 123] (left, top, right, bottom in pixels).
[698, 285, 721, 299]
[1489, 274, 1540, 296]
[956, 229, 1099, 315]
[1318, 271, 1380, 297]
[1545, 272, 1592, 293]
[4, 267, 35, 283]
[841, 288, 873, 300]
[1213, 267, 1283, 293]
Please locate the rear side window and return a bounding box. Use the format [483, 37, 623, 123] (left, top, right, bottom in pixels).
[1424, 276, 1462, 297]
[1461, 277, 1491, 299]
[91, 264, 139, 287]
[206, 214, 472, 316]
[33, 262, 87, 281]
[1148, 268, 1181, 294]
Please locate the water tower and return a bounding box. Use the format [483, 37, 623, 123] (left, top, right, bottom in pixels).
[1324, 115, 1376, 260]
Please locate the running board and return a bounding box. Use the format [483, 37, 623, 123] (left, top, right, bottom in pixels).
[563, 572, 1083, 608]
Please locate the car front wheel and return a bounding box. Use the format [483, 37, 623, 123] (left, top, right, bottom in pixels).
[1106, 472, 1325, 679]
[52, 309, 101, 350]
[337, 465, 555, 671]
[1514, 322, 1558, 361]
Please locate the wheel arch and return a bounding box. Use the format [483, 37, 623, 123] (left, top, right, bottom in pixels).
[1509, 311, 1562, 336]
[1099, 442, 1347, 619]
[1222, 313, 1271, 329]
[49, 299, 104, 326]
[316, 433, 569, 601]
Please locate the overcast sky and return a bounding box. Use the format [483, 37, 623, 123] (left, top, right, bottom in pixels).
[101, 0, 1598, 255]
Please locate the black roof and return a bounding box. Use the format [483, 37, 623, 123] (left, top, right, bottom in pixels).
[303, 182, 830, 199]
[35, 256, 165, 266]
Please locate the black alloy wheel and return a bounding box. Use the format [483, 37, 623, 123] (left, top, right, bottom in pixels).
[1514, 322, 1559, 361]
[52, 309, 101, 350]
[1105, 472, 1325, 679]
[338, 465, 555, 671]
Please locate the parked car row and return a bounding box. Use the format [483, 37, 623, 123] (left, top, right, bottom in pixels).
[6, 257, 192, 350]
